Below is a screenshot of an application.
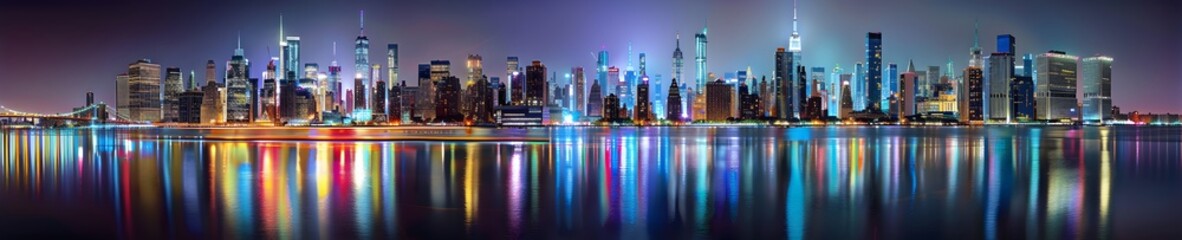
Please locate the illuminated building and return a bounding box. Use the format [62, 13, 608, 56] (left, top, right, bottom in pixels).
[353, 73, 366, 113]
[202, 78, 226, 124]
[968, 21, 984, 68]
[426, 60, 450, 119]
[985, 52, 1014, 123]
[797, 65, 808, 118]
[739, 83, 760, 120]
[304, 63, 319, 79]
[354, 11, 370, 98]
[963, 66, 984, 123]
[283, 36, 300, 77]
[472, 76, 495, 124]
[177, 90, 203, 123]
[603, 93, 621, 122]
[587, 81, 603, 119]
[997, 34, 1016, 54]
[840, 80, 853, 119]
[759, 76, 770, 117]
[387, 44, 398, 87]
[127, 59, 162, 122]
[1011, 76, 1035, 121]
[695, 25, 707, 95]
[900, 69, 917, 117]
[163, 67, 183, 122]
[1036, 51, 1079, 121]
[706, 79, 732, 122]
[884, 63, 897, 112]
[572, 67, 586, 114]
[506, 56, 520, 104]
[225, 38, 253, 123]
[866, 32, 882, 112]
[634, 76, 652, 122]
[435, 76, 462, 122]
[774, 48, 792, 119]
[389, 81, 403, 123]
[526, 60, 546, 107]
[373, 79, 387, 120]
[666, 78, 683, 121]
[1082, 56, 1113, 123]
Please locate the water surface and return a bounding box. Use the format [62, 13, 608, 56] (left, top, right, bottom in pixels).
[2, 126, 1181, 239]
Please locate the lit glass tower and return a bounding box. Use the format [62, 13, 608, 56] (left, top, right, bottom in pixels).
[283, 36, 300, 77]
[695, 25, 707, 93]
[354, 10, 371, 105]
[388, 44, 398, 85]
[866, 32, 882, 112]
[596, 50, 608, 93]
[1035, 51, 1079, 121]
[226, 36, 253, 123]
[1081, 56, 1113, 124]
[672, 34, 684, 88]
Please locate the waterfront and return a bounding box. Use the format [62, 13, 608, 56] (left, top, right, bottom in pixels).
[1, 126, 1181, 239]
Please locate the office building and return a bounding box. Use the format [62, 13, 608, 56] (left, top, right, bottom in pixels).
[435, 76, 462, 122]
[127, 59, 162, 122]
[635, 76, 652, 122]
[163, 67, 183, 122]
[1035, 51, 1079, 121]
[695, 25, 708, 94]
[178, 90, 204, 123]
[1082, 56, 1113, 123]
[526, 61, 547, 106]
[963, 66, 984, 122]
[1011, 76, 1035, 121]
[706, 79, 732, 121]
[985, 53, 1014, 122]
[666, 78, 683, 121]
[225, 39, 253, 123]
[354, 11, 370, 96]
[866, 32, 883, 112]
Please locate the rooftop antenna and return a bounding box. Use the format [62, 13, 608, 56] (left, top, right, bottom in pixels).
[359, 10, 365, 36]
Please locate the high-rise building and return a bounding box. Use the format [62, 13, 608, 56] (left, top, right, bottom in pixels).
[1036, 51, 1079, 121]
[434, 76, 462, 122]
[1010, 76, 1035, 121]
[695, 25, 708, 93]
[328, 61, 342, 110]
[225, 39, 253, 123]
[163, 67, 183, 122]
[866, 32, 883, 112]
[467, 55, 484, 86]
[115, 73, 130, 119]
[387, 44, 398, 84]
[354, 11, 370, 100]
[899, 71, 917, 117]
[705, 79, 732, 122]
[572, 67, 586, 114]
[526, 61, 547, 106]
[997, 34, 1016, 54]
[885, 63, 898, 112]
[635, 76, 652, 122]
[796, 65, 808, 118]
[283, 36, 301, 77]
[968, 21, 984, 68]
[985, 53, 1014, 122]
[774, 48, 792, 119]
[666, 78, 683, 121]
[353, 73, 367, 112]
[739, 83, 760, 120]
[964, 66, 984, 122]
[672, 34, 684, 96]
[127, 59, 162, 122]
[304, 63, 319, 80]
[1082, 56, 1113, 123]
[373, 80, 387, 117]
[839, 80, 853, 119]
[389, 81, 403, 123]
[588, 81, 603, 119]
[202, 79, 226, 124]
[603, 93, 621, 122]
[178, 90, 204, 123]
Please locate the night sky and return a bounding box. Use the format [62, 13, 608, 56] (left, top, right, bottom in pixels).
[1, 0, 1179, 113]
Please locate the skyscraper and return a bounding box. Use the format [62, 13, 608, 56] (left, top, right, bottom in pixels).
[635, 76, 651, 122]
[127, 59, 162, 122]
[774, 48, 792, 119]
[1036, 51, 1079, 121]
[202, 76, 226, 124]
[389, 81, 403, 123]
[968, 20, 984, 68]
[885, 63, 898, 112]
[997, 34, 1016, 54]
[573, 67, 586, 114]
[225, 38, 253, 123]
[672, 34, 684, 96]
[1010, 76, 1035, 121]
[603, 93, 621, 122]
[666, 78, 683, 121]
[705, 79, 732, 122]
[354, 11, 371, 103]
[283, 36, 301, 77]
[1081, 56, 1113, 123]
[964, 66, 984, 122]
[899, 71, 916, 118]
[526, 61, 547, 106]
[695, 25, 708, 93]
[985, 53, 1014, 122]
[163, 67, 183, 122]
[588, 80, 603, 119]
[115, 73, 129, 119]
[353, 73, 366, 112]
[839, 80, 853, 119]
[866, 32, 882, 112]
[387, 44, 398, 84]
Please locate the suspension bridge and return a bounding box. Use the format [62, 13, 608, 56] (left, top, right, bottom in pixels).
[0, 103, 143, 127]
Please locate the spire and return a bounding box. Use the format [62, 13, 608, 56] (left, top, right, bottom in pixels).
[906, 59, 916, 73]
[792, 0, 798, 32]
[234, 32, 244, 56]
[676, 33, 681, 48]
[279, 14, 284, 43]
[359, 10, 365, 36]
[973, 19, 980, 48]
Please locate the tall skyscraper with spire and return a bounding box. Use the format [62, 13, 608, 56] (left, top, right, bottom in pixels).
[354, 10, 371, 107]
[969, 20, 984, 68]
[226, 35, 253, 123]
[278, 15, 286, 80]
[789, 0, 802, 53]
[672, 34, 684, 89]
[695, 25, 708, 93]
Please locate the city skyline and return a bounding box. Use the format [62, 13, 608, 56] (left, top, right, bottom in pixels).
[0, 0, 1179, 113]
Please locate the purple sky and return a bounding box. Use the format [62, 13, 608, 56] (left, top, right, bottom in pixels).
[1, 0, 1179, 113]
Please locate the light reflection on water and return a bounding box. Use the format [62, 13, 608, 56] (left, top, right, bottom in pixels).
[1, 127, 1181, 239]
